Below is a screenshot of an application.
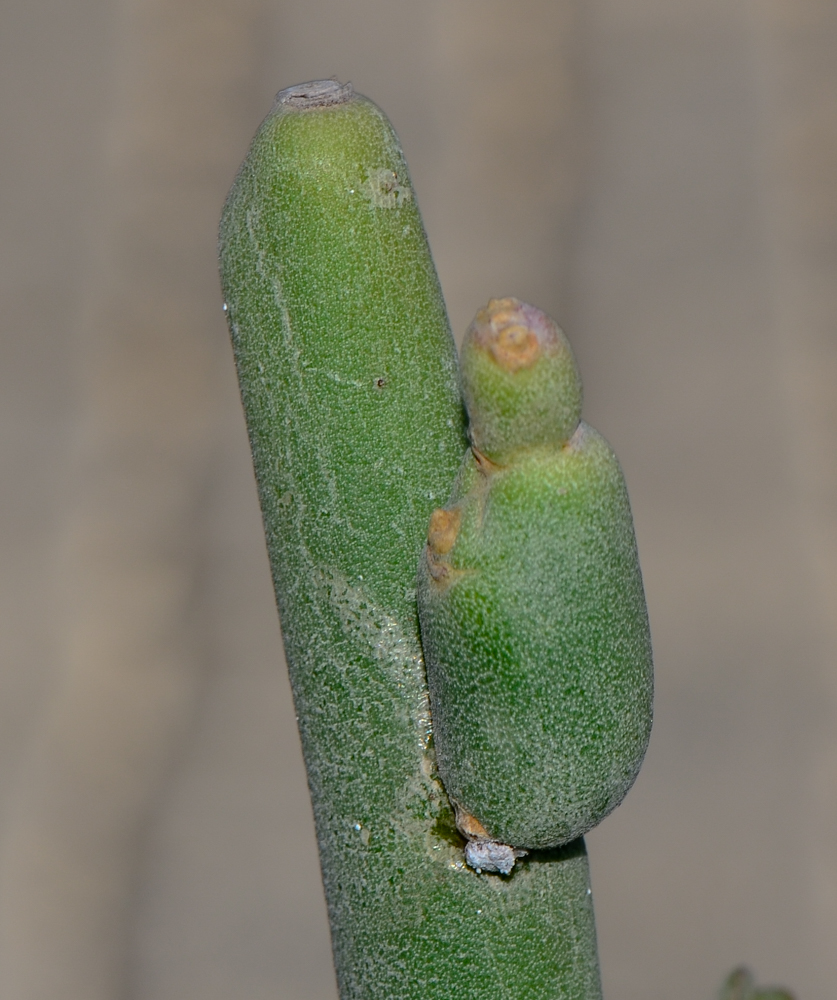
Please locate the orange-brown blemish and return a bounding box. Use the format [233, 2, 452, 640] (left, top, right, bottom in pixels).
[425, 508, 462, 589]
[453, 803, 492, 842]
[427, 507, 461, 556]
[490, 324, 540, 372]
[470, 298, 544, 373]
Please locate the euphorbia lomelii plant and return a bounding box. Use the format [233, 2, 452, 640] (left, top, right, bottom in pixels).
[221, 78, 801, 1000]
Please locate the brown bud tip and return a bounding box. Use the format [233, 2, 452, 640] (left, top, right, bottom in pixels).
[469, 298, 561, 373]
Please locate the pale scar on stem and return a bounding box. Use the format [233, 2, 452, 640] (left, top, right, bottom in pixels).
[425, 507, 462, 585]
[425, 449, 499, 584]
[427, 507, 460, 556]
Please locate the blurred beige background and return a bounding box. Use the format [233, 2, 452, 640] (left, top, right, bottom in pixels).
[1, 0, 835, 998]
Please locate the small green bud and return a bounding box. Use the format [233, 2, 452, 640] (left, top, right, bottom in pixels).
[418, 301, 653, 852]
[459, 297, 582, 464]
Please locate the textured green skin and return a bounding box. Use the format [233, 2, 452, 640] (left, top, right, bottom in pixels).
[418, 422, 653, 850]
[219, 90, 603, 999]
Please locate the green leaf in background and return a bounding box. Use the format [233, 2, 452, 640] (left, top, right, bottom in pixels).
[417, 298, 653, 853]
[719, 967, 795, 1000]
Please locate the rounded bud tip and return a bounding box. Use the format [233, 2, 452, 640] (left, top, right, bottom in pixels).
[460, 298, 582, 463]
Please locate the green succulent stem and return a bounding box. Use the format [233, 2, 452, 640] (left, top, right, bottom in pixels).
[417, 298, 652, 854]
[219, 80, 602, 1000]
